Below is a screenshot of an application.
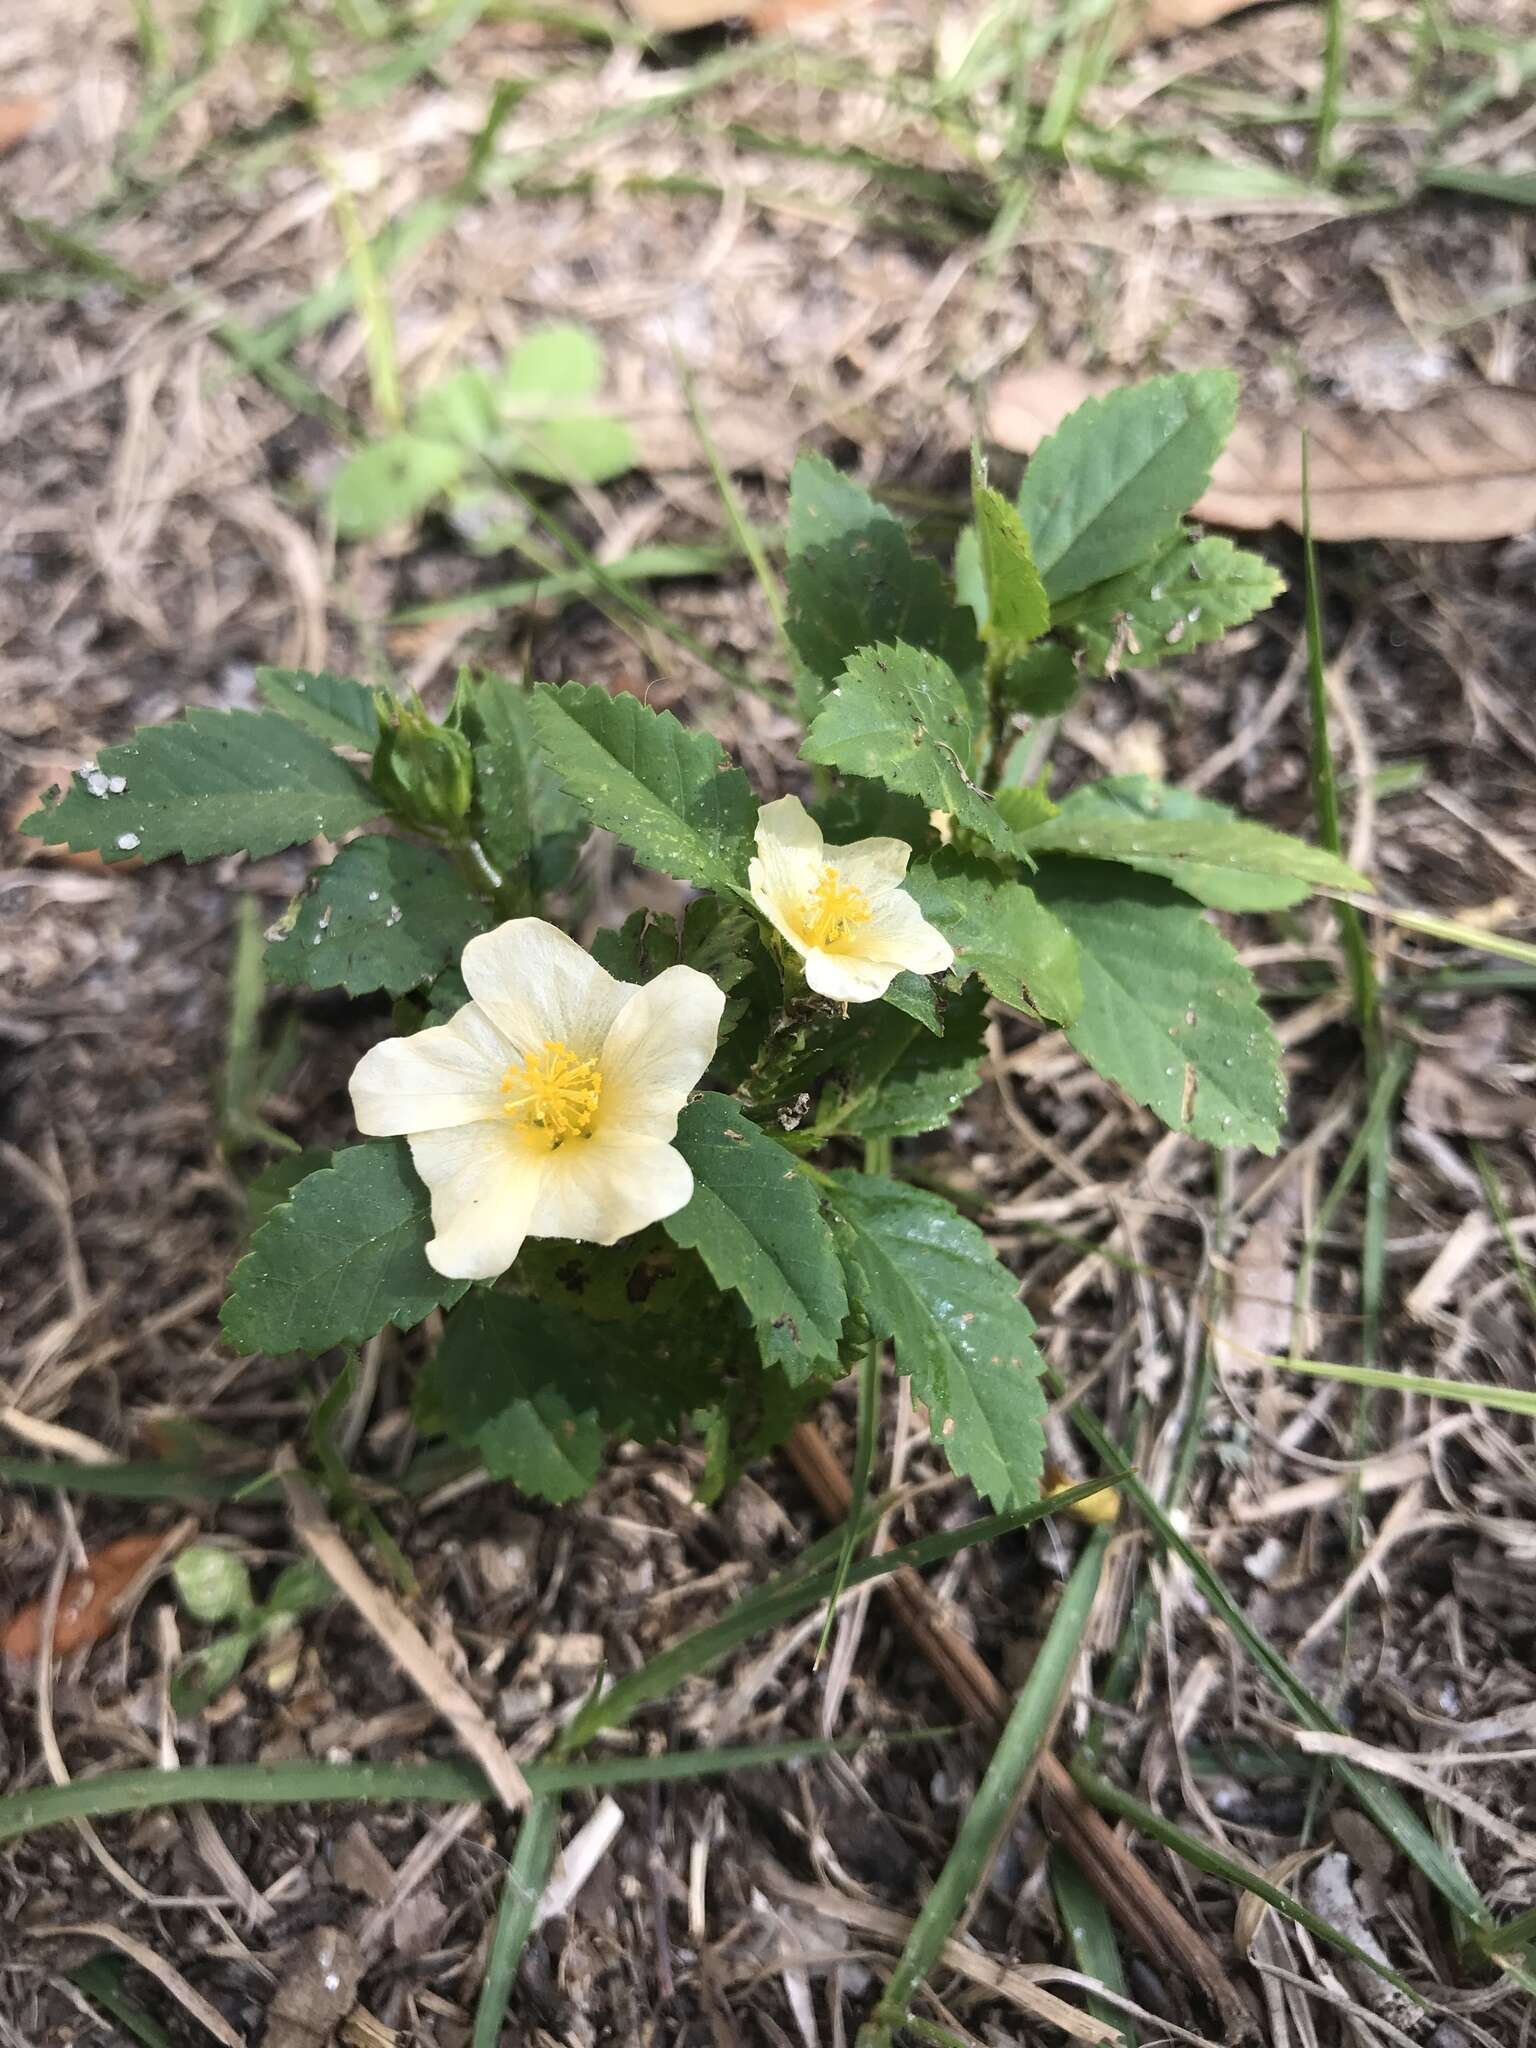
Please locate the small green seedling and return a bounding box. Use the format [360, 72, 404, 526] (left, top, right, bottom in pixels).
[171, 1546, 333, 1712]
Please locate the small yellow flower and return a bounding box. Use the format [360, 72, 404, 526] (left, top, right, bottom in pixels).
[748, 794, 954, 1004]
[349, 918, 724, 1281]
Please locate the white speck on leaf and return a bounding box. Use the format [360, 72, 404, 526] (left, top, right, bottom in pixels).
[84, 770, 110, 798]
[115, 831, 140, 851]
[386, 903, 402, 927]
[107, 774, 126, 794]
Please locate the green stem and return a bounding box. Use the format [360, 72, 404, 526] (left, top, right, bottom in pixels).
[450, 832, 529, 918]
[859, 1528, 1112, 2046]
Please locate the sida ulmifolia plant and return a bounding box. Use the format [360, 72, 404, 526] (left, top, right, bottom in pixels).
[23, 371, 1369, 1514]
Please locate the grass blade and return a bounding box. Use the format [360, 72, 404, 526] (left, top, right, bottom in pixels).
[472, 1794, 560, 2048]
[1050, 1847, 1136, 2045]
[859, 1528, 1112, 2045]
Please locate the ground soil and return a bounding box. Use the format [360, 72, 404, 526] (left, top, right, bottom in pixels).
[3, 2, 1535, 2043]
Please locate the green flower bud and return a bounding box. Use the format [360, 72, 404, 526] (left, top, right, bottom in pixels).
[173, 1544, 255, 1624]
[371, 691, 474, 832]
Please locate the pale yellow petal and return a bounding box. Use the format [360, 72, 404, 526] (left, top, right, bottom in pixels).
[536, 1134, 695, 1244]
[350, 1002, 509, 1136]
[831, 835, 912, 894]
[858, 891, 955, 975]
[599, 965, 725, 1138]
[803, 946, 899, 1003]
[408, 1122, 545, 1280]
[461, 917, 631, 1060]
[750, 794, 826, 948]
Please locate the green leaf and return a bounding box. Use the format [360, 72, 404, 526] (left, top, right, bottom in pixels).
[412, 367, 500, 451]
[494, 414, 634, 487]
[499, 323, 604, 406]
[425, 1292, 606, 1504]
[246, 1149, 331, 1233]
[785, 452, 981, 692]
[995, 642, 1081, 718]
[514, 1227, 705, 1325]
[1054, 532, 1284, 675]
[1016, 370, 1239, 600]
[1038, 776, 1319, 911]
[264, 837, 489, 997]
[1017, 792, 1370, 900]
[908, 848, 1082, 1026]
[221, 1141, 467, 1355]
[20, 708, 381, 866]
[591, 896, 756, 1038]
[451, 672, 588, 897]
[802, 643, 1012, 850]
[528, 680, 757, 891]
[173, 1546, 255, 1625]
[971, 450, 1049, 656]
[1032, 861, 1286, 1151]
[816, 981, 990, 1140]
[256, 668, 380, 750]
[881, 969, 943, 1034]
[330, 432, 464, 539]
[664, 1096, 848, 1381]
[823, 1173, 1047, 1511]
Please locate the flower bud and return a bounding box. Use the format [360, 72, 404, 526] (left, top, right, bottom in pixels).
[371, 691, 474, 832]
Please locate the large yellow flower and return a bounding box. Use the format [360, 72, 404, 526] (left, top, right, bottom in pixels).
[748, 794, 954, 1003]
[349, 919, 724, 1281]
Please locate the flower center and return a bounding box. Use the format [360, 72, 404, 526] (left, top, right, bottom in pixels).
[801, 865, 872, 951]
[501, 1040, 603, 1148]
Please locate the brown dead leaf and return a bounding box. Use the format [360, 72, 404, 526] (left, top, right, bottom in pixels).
[2, 1534, 166, 1664]
[1406, 1055, 1536, 1139]
[989, 367, 1536, 541]
[0, 98, 51, 155]
[260, 1928, 364, 2048]
[1129, 0, 1255, 39]
[1213, 1187, 1299, 1378]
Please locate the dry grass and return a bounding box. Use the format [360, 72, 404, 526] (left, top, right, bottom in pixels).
[3, 0, 1535, 2041]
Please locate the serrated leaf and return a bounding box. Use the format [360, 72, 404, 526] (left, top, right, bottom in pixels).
[528, 680, 757, 891]
[993, 781, 1060, 833]
[256, 668, 380, 749]
[423, 1292, 605, 1504]
[1040, 776, 1314, 911]
[995, 642, 1081, 718]
[1017, 796, 1370, 899]
[1032, 861, 1285, 1151]
[972, 451, 1049, 656]
[907, 848, 1082, 1025]
[664, 1095, 848, 1380]
[811, 775, 936, 853]
[1054, 532, 1284, 675]
[881, 969, 943, 1034]
[221, 1141, 467, 1356]
[21, 707, 381, 866]
[246, 1148, 332, 1233]
[451, 672, 588, 898]
[330, 432, 464, 539]
[818, 980, 990, 1139]
[786, 452, 981, 694]
[515, 1226, 704, 1324]
[823, 1173, 1047, 1510]
[265, 837, 489, 997]
[1017, 370, 1239, 600]
[591, 896, 756, 1038]
[802, 643, 1012, 851]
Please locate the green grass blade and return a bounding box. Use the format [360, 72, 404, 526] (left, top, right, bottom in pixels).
[0, 1455, 265, 1503]
[0, 1733, 917, 1850]
[1050, 1848, 1135, 2044]
[1071, 1757, 1418, 1999]
[388, 542, 738, 623]
[68, 1957, 175, 2048]
[472, 1794, 560, 2048]
[859, 1528, 1113, 2045]
[1245, 1354, 1536, 1417]
[1472, 1142, 1536, 1319]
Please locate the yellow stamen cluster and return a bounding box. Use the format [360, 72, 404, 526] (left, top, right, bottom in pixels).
[501, 1040, 603, 1148]
[800, 865, 872, 950]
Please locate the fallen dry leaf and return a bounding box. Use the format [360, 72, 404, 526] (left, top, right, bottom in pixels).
[0, 98, 51, 155]
[989, 366, 1536, 542]
[1213, 1187, 1299, 1378]
[1129, 0, 1255, 38]
[1406, 1054, 1536, 1139]
[2, 1534, 166, 1664]
[260, 1927, 364, 2048]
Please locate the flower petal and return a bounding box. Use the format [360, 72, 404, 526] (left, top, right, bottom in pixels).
[461, 917, 631, 1060]
[803, 947, 899, 1003]
[749, 794, 826, 950]
[600, 965, 726, 1138]
[350, 1001, 510, 1136]
[831, 835, 912, 894]
[858, 891, 955, 975]
[409, 1122, 545, 1280]
[537, 1134, 695, 1245]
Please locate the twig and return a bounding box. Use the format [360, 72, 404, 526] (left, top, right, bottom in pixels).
[276, 1451, 529, 1811]
[783, 1421, 1260, 2042]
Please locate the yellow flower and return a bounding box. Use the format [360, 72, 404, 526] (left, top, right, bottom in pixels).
[748, 794, 954, 1003]
[349, 918, 724, 1281]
